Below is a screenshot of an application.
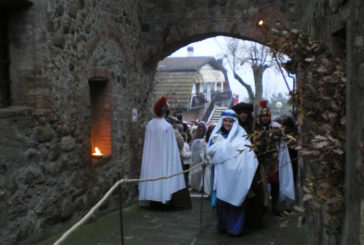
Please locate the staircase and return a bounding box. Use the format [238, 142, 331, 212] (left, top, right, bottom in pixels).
[207, 105, 228, 124]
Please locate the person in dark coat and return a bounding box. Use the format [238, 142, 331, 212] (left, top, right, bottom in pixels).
[255, 101, 295, 216]
[232, 102, 254, 134]
[232, 102, 268, 229]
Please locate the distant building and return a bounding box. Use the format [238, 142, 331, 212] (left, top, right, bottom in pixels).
[153, 49, 232, 122]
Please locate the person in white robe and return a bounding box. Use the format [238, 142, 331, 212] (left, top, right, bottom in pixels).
[207, 109, 258, 236]
[181, 133, 192, 167]
[257, 100, 295, 215]
[138, 97, 191, 208]
[232, 101, 268, 229]
[190, 138, 210, 195]
[181, 132, 192, 184]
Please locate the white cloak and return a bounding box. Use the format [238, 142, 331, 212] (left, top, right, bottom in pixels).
[207, 112, 258, 207]
[190, 139, 210, 195]
[138, 118, 186, 203]
[268, 121, 295, 201]
[278, 141, 295, 200]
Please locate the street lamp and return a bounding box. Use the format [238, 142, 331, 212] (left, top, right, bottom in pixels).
[276, 101, 283, 116]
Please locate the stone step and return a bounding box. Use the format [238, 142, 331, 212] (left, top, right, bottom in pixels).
[207, 105, 229, 124]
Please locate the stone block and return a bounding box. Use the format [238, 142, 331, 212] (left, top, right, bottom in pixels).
[60, 136, 76, 152]
[33, 124, 54, 142]
[68, 3, 79, 18]
[52, 32, 65, 49]
[359, 63, 364, 89]
[355, 36, 364, 47]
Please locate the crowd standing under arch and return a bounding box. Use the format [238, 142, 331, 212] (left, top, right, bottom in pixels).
[138, 96, 296, 236]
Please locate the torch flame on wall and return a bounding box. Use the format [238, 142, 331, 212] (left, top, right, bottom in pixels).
[92, 147, 103, 157]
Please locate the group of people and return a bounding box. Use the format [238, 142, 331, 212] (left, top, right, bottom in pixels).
[138, 96, 296, 237]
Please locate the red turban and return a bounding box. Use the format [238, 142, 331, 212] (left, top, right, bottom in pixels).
[153, 96, 167, 117]
[258, 100, 271, 116]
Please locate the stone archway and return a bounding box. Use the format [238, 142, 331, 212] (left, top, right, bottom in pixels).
[2, 1, 362, 244]
[137, 4, 347, 244]
[138, 0, 299, 68]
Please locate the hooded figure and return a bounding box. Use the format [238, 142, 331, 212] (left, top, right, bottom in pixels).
[138, 97, 191, 208]
[191, 121, 207, 143]
[207, 109, 258, 236]
[190, 135, 210, 195]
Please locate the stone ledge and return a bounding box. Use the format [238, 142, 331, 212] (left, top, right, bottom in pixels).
[0, 106, 33, 118]
[91, 155, 112, 165]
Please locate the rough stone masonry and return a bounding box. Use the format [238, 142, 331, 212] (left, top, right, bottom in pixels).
[0, 0, 363, 245]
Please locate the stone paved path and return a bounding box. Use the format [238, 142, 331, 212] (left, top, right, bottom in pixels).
[37, 196, 309, 245]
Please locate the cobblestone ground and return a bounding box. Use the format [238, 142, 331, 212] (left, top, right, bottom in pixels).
[37, 195, 309, 245]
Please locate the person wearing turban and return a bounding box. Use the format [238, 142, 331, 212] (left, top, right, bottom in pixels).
[191, 121, 208, 144]
[138, 96, 192, 209]
[233, 102, 268, 229]
[207, 109, 258, 236]
[189, 121, 210, 195]
[232, 102, 254, 134]
[256, 100, 295, 216]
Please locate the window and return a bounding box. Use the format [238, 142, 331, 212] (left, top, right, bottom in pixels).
[332, 27, 346, 58]
[195, 83, 200, 93]
[217, 82, 222, 91]
[89, 77, 112, 158]
[203, 82, 208, 93]
[0, 7, 10, 108]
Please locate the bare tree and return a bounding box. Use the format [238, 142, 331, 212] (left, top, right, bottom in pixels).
[223, 38, 275, 117]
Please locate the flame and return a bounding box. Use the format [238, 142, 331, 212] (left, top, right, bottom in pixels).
[92, 147, 103, 156]
[258, 19, 264, 26]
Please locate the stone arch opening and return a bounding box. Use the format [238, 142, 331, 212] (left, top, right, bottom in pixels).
[146, 23, 345, 244]
[150, 32, 295, 121]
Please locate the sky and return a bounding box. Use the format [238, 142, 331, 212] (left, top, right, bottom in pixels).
[169, 36, 294, 103]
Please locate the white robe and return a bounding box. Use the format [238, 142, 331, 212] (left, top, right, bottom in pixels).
[207, 114, 258, 207]
[190, 139, 210, 195]
[181, 142, 191, 166]
[138, 118, 186, 203]
[266, 121, 295, 201]
[278, 141, 295, 200]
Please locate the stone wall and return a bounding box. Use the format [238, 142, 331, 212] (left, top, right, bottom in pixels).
[0, 1, 152, 244]
[343, 1, 364, 245]
[295, 1, 364, 244]
[1, 0, 364, 244]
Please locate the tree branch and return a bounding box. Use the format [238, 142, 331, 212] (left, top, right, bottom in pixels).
[234, 72, 254, 103]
